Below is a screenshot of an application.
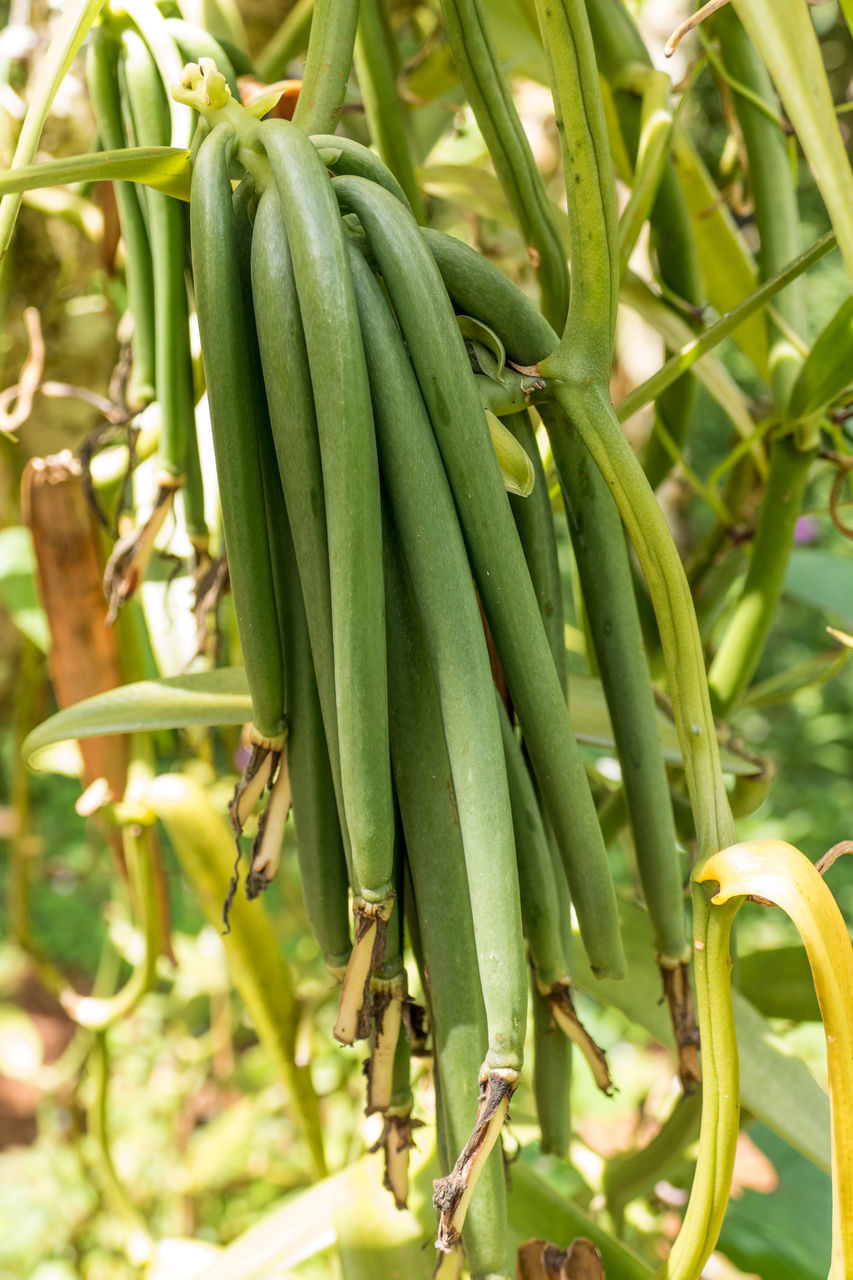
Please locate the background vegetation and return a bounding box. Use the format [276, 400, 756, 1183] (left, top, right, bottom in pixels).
[1, 1, 853, 1277]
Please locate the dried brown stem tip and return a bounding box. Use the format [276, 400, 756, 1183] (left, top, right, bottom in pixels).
[246, 753, 291, 898]
[665, 0, 731, 58]
[518, 1237, 605, 1280]
[365, 977, 406, 1114]
[659, 958, 701, 1092]
[544, 980, 614, 1096]
[103, 480, 182, 621]
[334, 898, 394, 1045]
[433, 1068, 518, 1253]
[223, 742, 284, 930]
[370, 1109, 423, 1210]
[816, 840, 853, 876]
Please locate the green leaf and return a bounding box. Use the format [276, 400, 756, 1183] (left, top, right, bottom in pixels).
[194, 1169, 346, 1279]
[621, 272, 763, 473]
[567, 674, 766, 778]
[572, 900, 831, 1173]
[737, 946, 821, 1022]
[505, 1162, 652, 1277]
[717, 1124, 830, 1280]
[192, 1139, 649, 1280]
[732, 0, 853, 292]
[21, 667, 252, 766]
[784, 550, 853, 624]
[336, 1156, 436, 1280]
[670, 129, 769, 380]
[0, 147, 192, 203]
[0, 527, 49, 652]
[787, 295, 853, 421]
[419, 163, 518, 229]
[458, 315, 507, 376]
[22, 665, 766, 778]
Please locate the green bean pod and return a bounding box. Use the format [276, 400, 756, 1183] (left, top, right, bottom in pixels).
[348, 237, 526, 1075]
[259, 120, 394, 1038]
[280, 551, 352, 978]
[542, 402, 690, 965]
[188, 123, 285, 746]
[259, 121, 391, 892]
[249, 186, 349, 863]
[119, 28, 194, 484]
[498, 698, 613, 1096]
[422, 227, 556, 367]
[439, 0, 569, 329]
[336, 175, 623, 980]
[234, 186, 349, 973]
[86, 25, 156, 408]
[311, 133, 412, 209]
[384, 521, 509, 1278]
[532, 981, 572, 1158]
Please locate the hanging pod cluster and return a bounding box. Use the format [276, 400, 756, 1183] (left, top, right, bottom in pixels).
[169, 57, 651, 1273]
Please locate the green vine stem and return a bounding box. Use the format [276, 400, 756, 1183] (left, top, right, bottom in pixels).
[706, 7, 814, 717]
[0, 0, 107, 260]
[354, 0, 425, 222]
[290, 0, 358, 136]
[88, 1029, 152, 1244]
[604, 1089, 702, 1232]
[616, 230, 837, 424]
[714, 9, 805, 392]
[583, 0, 703, 491]
[59, 800, 162, 1031]
[533, 0, 618, 377]
[256, 0, 314, 83]
[708, 436, 814, 716]
[440, 0, 570, 329]
[534, 2, 740, 1274]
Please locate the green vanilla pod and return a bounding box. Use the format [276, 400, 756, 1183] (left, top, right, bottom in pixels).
[249, 185, 351, 881]
[504, 409, 567, 693]
[498, 698, 613, 1096]
[259, 119, 394, 1041]
[384, 522, 510, 1277]
[188, 123, 285, 757]
[311, 133, 412, 209]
